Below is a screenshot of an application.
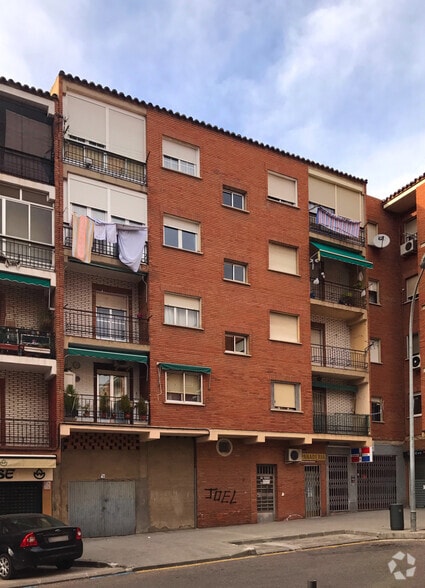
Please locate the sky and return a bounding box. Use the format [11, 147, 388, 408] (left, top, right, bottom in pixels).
[1, 0, 424, 199]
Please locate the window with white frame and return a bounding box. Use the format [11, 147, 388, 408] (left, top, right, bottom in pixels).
[224, 260, 247, 283]
[225, 332, 248, 355]
[369, 338, 381, 363]
[0, 182, 53, 245]
[163, 215, 200, 252]
[164, 293, 200, 328]
[272, 381, 300, 411]
[368, 279, 380, 304]
[162, 137, 199, 177]
[367, 222, 378, 246]
[404, 217, 417, 241]
[414, 393, 422, 416]
[371, 398, 383, 422]
[406, 332, 420, 358]
[97, 370, 130, 417]
[268, 242, 298, 275]
[406, 275, 419, 301]
[270, 312, 299, 343]
[267, 172, 297, 206]
[95, 292, 129, 342]
[222, 188, 246, 211]
[166, 371, 202, 403]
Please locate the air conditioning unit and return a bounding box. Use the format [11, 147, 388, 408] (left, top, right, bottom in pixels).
[413, 354, 421, 370]
[287, 448, 303, 463]
[400, 239, 417, 256]
[64, 371, 76, 389]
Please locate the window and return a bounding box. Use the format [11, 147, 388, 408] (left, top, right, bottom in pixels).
[97, 371, 129, 418]
[163, 215, 200, 252]
[267, 172, 297, 206]
[223, 188, 246, 210]
[166, 371, 202, 403]
[164, 293, 200, 328]
[367, 222, 378, 246]
[368, 280, 380, 304]
[225, 333, 248, 355]
[371, 398, 383, 422]
[406, 332, 420, 358]
[369, 339, 381, 363]
[272, 381, 300, 411]
[270, 312, 299, 343]
[414, 393, 422, 416]
[224, 260, 247, 283]
[162, 137, 199, 177]
[269, 242, 298, 274]
[406, 275, 419, 301]
[95, 292, 128, 342]
[308, 175, 362, 222]
[404, 217, 417, 242]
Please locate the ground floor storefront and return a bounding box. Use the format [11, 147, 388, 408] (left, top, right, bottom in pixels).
[48, 434, 406, 537]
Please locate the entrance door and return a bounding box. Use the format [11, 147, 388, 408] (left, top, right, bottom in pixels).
[357, 455, 397, 510]
[305, 465, 321, 517]
[256, 465, 275, 523]
[328, 455, 349, 512]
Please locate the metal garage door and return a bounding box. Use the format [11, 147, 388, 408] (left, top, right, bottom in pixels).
[0, 482, 42, 514]
[68, 480, 136, 537]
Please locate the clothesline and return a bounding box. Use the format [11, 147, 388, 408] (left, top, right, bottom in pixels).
[71, 214, 148, 272]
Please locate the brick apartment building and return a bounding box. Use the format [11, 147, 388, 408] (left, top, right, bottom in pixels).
[0, 72, 423, 536]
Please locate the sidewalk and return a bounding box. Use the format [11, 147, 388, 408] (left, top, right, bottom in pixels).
[80, 508, 425, 571]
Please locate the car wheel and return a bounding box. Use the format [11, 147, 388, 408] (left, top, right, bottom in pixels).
[0, 553, 15, 580]
[56, 559, 74, 570]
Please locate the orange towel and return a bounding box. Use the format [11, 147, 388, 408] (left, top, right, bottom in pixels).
[72, 214, 94, 263]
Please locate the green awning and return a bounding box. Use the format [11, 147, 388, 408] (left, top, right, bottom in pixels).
[0, 271, 50, 288]
[311, 241, 373, 269]
[158, 362, 211, 374]
[67, 347, 148, 364]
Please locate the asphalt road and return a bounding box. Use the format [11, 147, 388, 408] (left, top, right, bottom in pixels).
[59, 540, 425, 588]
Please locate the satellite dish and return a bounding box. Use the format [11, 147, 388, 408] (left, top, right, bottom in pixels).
[373, 234, 390, 248]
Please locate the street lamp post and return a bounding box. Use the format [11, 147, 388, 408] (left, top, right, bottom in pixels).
[408, 253, 425, 531]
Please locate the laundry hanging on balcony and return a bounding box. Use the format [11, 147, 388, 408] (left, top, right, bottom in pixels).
[71, 214, 94, 263]
[91, 218, 118, 243]
[316, 207, 360, 238]
[117, 225, 148, 272]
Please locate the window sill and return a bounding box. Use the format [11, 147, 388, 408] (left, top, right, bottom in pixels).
[163, 244, 203, 255]
[223, 278, 250, 286]
[271, 408, 303, 413]
[161, 166, 202, 180]
[222, 204, 250, 214]
[267, 197, 299, 209]
[163, 323, 204, 331]
[224, 351, 251, 357]
[269, 339, 301, 345]
[165, 400, 205, 406]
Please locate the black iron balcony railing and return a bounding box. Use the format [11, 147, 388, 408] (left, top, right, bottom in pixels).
[309, 212, 365, 246]
[0, 326, 53, 357]
[0, 418, 51, 447]
[64, 393, 149, 425]
[0, 145, 54, 185]
[63, 224, 148, 265]
[0, 235, 54, 270]
[63, 138, 147, 185]
[64, 307, 149, 344]
[310, 280, 366, 308]
[311, 344, 368, 371]
[313, 412, 370, 436]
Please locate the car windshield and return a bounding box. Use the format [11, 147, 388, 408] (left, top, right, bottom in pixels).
[1, 514, 66, 533]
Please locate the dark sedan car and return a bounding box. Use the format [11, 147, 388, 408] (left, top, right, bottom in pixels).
[0, 513, 83, 580]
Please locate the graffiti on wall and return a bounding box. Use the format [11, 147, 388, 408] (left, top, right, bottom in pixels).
[204, 487, 237, 504]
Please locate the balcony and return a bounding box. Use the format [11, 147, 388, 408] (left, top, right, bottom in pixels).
[63, 225, 148, 265]
[312, 344, 367, 371]
[313, 413, 370, 436]
[310, 280, 366, 308]
[63, 138, 146, 186]
[64, 307, 149, 345]
[64, 393, 149, 426]
[0, 326, 53, 358]
[0, 236, 54, 270]
[0, 418, 51, 447]
[309, 211, 365, 246]
[0, 145, 54, 185]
